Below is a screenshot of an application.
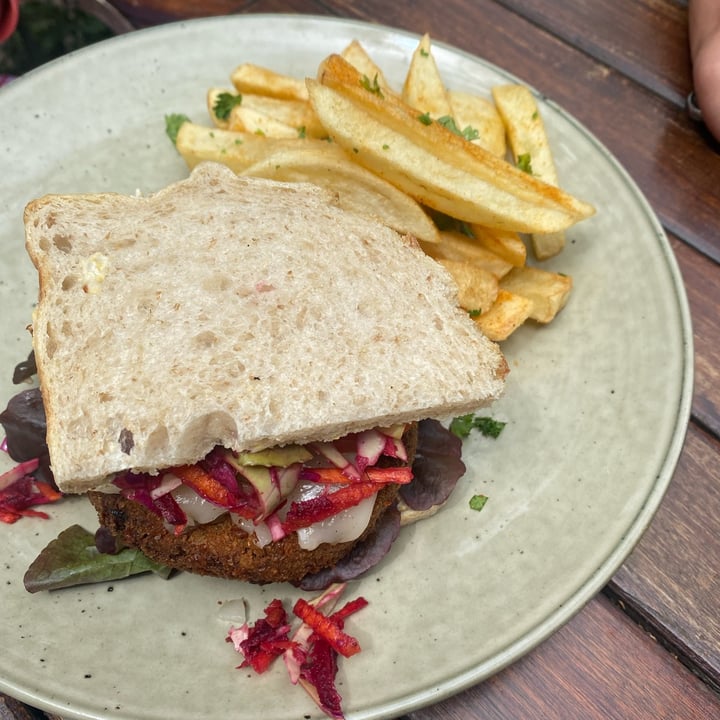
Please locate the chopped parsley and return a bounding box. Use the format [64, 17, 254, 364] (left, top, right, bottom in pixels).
[360, 73, 384, 97]
[469, 494, 488, 512]
[467, 308, 482, 318]
[517, 152, 533, 174]
[420, 48, 430, 57]
[164, 113, 190, 145]
[450, 414, 507, 440]
[213, 91, 243, 120]
[437, 115, 480, 142]
[297, 126, 307, 138]
[417, 112, 433, 125]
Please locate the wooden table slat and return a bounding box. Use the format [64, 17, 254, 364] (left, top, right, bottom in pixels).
[498, 0, 692, 105]
[406, 594, 720, 720]
[671, 238, 720, 437]
[608, 422, 720, 689]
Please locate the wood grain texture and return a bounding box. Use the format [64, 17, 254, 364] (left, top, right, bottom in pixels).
[671, 237, 720, 436]
[609, 423, 720, 689]
[405, 594, 720, 720]
[497, 0, 692, 104]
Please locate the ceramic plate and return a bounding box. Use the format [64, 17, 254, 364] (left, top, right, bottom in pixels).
[0, 14, 693, 720]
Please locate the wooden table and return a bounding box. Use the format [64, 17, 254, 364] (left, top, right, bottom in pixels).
[2, 1, 719, 718]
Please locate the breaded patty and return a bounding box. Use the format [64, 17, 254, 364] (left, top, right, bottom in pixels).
[89, 424, 418, 584]
[88, 483, 400, 584]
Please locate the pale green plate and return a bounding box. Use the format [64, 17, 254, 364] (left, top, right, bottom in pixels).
[0, 14, 693, 720]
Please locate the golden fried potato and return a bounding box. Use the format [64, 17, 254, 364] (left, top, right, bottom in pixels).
[499, 265, 572, 323]
[229, 106, 300, 138]
[231, 63, 309, 101]
[421, 230, 514, 278]
[340, 40, 393, 95]
[309, 55, 595, 233]
[492, 84, 567, 259]
[470, 224, 527, 267]
[207, 87, 326, 137]
[402, 33, 453, 118]
[448, 90, 506, 156]
[474, 289, 533, 341]
[437, 259, 499, 314]
[175, 122, 328, 173]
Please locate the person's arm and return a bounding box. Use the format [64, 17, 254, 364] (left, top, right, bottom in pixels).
[689, 0, 720, 140]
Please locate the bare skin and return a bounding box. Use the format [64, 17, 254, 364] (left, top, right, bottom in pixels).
[689, 0, 720, 141]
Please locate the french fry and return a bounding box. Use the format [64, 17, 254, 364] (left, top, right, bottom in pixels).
[492, 84, 566, 260]
[175, 122, 331, 173]
[231, 63, 309, 101]
[241, 145, 439, 244]
[340, 40, 393, 95]
[309, 54, 595, 234]
[208, 88, 327, 137]
[437, 259, 499, 314]
[473, 289, 533, 341]
[498, 266, 572, 323]
[448, 90, 506, 157]
[402, 33, 453, 118]
[421, 231, 513, 279]
[229, 106, 300, 138]
[470, 224, 526, 267]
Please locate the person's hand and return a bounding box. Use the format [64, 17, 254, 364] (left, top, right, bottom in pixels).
[689, 0, 720, 141]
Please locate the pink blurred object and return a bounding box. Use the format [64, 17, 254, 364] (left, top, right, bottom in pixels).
[0, 0, 20, 42]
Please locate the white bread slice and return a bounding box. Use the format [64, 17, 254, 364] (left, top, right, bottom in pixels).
[24, 162, 507, 493]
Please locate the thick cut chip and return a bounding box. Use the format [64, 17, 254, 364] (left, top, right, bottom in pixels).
[230, 106, 300, 138]
[207, 88, 326, 137]
[310, 54, 595, 233]
[340, 40, 393, 95]
[402, 33, 453, 118]
[175, 122, 329, 173]
[499, 266, 572, 323]
[421, 231, 513, 279]
[448, 90, 506, 157]
[473, 289, 533, 341]
[492, 84, 567, 259]
[231, 63, 309, 101]
[436, 259, 499, 315]
[470, 224, 527, 267]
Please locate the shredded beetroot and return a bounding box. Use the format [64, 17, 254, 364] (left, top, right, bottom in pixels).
[230, 598, 295, 674]
[292, 598, 362, 658]
[0, 470, 62, 524]
[283, 482, 380, 534]
[298, 635, 344, 719]
[227, 584, 368, 719]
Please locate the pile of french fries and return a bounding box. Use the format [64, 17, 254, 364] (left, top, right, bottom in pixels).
[172, 35, 595, 342]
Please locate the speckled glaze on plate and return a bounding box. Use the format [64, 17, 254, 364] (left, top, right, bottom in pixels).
[0, 14, 692, 720]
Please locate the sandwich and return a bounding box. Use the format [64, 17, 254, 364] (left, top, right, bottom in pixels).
[23, 162, 507, 585]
